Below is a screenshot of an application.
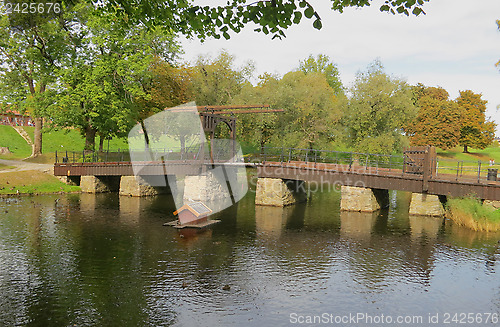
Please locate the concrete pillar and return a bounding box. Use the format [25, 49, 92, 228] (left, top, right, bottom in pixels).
[80, 176, 113, 193]
[409, 193, 445, 216]
[255, 178, 307, 207]
[340, 186, 389, 212]
[183, 173, 231, 202]
[119, 176, 166, 197]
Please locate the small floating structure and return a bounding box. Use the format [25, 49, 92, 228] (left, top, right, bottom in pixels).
[165, 202, 220, 229]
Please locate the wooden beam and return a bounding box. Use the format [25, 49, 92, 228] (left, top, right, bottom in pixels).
[210, 109, 284, 114]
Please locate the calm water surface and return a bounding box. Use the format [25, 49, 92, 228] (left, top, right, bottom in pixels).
[1, 185, 500, 326]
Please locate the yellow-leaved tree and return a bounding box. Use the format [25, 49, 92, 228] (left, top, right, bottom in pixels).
[456, 90, 495, 153]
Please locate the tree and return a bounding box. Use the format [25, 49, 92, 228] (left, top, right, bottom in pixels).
[0, 2, 70, 156]
[233, 70, 341, 149]
[298, 54, 343, 95]
[190, 51, 253, 106]
[406, 85, 461, 149]
[340, 60, 417, 154]
[99, 0, 429, 40]
[456, 90, 495, 153]
[46, 3, 180, 150]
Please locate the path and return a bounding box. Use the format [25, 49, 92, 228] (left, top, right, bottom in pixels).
[12, 126, 34, 159]
[0, 158, 53, 174]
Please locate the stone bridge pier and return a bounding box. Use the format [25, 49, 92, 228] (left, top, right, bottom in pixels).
[340, 186, 389, 212]
[255, 178, 307, 207]
[80, 175, 172, 196]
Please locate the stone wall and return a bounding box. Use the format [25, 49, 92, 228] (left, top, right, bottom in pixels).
[255, 178, 307, 207]
[340, 186, 389, 212]
[183, 172, 231, 202]
[119, 176, 166, 197]
[80, 176, 114, 193]
[409, 193, 445, 216]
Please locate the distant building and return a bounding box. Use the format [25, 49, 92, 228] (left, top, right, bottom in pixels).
[0, 110, 34, 127]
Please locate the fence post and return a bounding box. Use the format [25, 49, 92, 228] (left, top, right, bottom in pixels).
[422, 147, 431, 192]
[456, 161, 460, 181]
[288, 148, 292, 162]
[477, 161, 481, 183]
[349, 152, 353, 171]
[55, 151, 58, 164]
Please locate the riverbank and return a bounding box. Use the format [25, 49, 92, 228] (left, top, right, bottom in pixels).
[0, 169, 80, 196]
[446, 197, 500, 232]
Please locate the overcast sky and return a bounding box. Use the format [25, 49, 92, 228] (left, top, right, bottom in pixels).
[180, 0, 500, 134]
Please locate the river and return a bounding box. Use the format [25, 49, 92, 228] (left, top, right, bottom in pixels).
[1, 183, 499, 326]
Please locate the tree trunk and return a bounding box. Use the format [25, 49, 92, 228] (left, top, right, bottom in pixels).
[33, 117, 43, 157]
[140, 120, 150, 149]
[463, 145, 469, 153]
[84, 125, 96, 151]
[99, 135, 104, 152]
[28, 78, 44, 158]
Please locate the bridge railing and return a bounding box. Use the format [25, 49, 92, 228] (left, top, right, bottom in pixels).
[260, 147, 406, 172]
[55, 145, 208, 164]
[54, 143, 242, 164]
[435, 157, 500, 183]
[261, 147, 500, 184]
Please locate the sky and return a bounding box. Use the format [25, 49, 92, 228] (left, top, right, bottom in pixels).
[180, 0, 500, 134]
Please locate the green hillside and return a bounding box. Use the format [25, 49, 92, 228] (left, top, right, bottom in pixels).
[436, 143, 500, 163]
[0, 125, 32, 159]
[0, 125, 129, 162]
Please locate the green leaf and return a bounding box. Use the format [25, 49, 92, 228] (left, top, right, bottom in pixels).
[313, 19, 322, 30]
[293, 11, 302, 24]
[304, 7, 314, 19]
[380, 5, 390, 12]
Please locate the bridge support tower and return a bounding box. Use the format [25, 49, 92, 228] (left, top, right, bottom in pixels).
[80, 176, 120, 193]
[255, 178, 307, 207]
[119, 176, 171, 197]
[409, 193, 445, 216]
[340, 186, 389, 212]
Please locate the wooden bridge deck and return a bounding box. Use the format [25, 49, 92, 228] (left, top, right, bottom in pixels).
[53, 145, 500, 201]
[257, 161, 500, 201]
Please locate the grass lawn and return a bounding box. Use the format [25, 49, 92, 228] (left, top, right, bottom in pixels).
[22, 126, 129, 153]
[0, 125, 33, 160]
[436, 143, 500, 163]
[1, 126, 129, 163]
[0, 170, 80, 195]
